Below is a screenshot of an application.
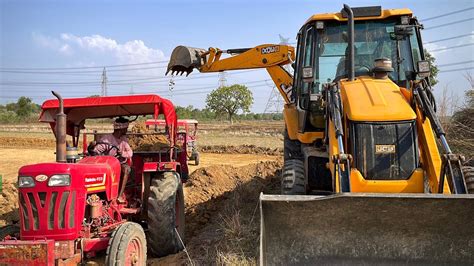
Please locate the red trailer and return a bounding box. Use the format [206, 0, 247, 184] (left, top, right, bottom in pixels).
[146, 119, 199, 165]
[0, 93, 187, 265]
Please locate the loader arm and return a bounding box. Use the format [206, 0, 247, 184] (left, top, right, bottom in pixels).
[167, 44, 296, 104]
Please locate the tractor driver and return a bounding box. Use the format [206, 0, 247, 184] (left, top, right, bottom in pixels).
[93, 117, 133, 202]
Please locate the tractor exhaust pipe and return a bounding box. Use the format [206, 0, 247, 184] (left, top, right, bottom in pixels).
[343, 4, 355, 81]
[52, 91, 67, 163]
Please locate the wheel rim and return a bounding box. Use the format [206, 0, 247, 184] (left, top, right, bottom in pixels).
[125, 237, 143, 266]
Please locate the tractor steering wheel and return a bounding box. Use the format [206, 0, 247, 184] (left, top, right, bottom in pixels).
[89, 142, 127, 163]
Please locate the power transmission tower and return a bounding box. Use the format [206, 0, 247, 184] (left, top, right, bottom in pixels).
[263, 85, 284, 114]
[218, 72, 227, 88]
[279, 34, 293, 74]
[101, 67, 108, 96]
[263, 34, 292, 114]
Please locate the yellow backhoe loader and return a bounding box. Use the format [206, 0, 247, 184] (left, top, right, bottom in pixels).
[167, 4, 474, 264]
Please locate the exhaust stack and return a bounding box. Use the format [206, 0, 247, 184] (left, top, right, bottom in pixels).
[343, 4, 355, 81]
[52, 91, 67, 163]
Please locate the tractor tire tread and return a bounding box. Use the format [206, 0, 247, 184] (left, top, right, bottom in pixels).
[281, 159, 306, 195]
[105, 222, 146, 266]
[284, 128, 302, 161]
[462, 166, 474, 194]
[147, 171, 185, 257]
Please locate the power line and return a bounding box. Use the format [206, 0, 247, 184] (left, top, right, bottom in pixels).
[438, 60, 474, 67]
[425, 33, 474, 44]
[420, 7, 474, 22]
[424, 18, 474, 30]
[0, 65, 168, 74]
[428, 43, 474, 52]
[0, 69, 262, 87]
[438, 66, 474, 73]
[0, 60, 169, 71]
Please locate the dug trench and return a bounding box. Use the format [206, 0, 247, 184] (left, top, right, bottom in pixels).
[0, 159, 283, 265]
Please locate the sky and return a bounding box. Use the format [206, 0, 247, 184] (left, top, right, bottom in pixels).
[1, 0, 473, 113]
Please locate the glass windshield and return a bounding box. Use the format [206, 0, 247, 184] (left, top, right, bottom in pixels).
[301, 19, 420, 95]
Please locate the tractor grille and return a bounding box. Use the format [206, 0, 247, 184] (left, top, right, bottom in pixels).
[20, 190, 76, 231]
[351, 121, 418, 180]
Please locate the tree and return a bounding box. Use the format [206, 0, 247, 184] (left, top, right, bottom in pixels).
[447, 73, 474, 166]
[206, 84, 253, 124]
[16, 97, 35, 117]
[424, 49, 439, 86]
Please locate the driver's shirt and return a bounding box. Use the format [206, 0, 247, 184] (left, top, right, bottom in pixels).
[94, 134, 133, 159]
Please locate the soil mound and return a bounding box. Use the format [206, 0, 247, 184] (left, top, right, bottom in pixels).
[200, 144, 283, 156]
[0, 183, 19, 227]
[128, 122, 171, 151]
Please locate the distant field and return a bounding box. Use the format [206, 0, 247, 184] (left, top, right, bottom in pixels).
[0, 120, 284, 149]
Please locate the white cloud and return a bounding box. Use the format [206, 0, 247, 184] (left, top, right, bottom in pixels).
[424, 42, 448, 57]
[59, 44, 73, 55]
[33, 32, 166, 65]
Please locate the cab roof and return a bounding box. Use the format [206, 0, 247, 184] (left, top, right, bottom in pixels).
[304, 7, 412, 25]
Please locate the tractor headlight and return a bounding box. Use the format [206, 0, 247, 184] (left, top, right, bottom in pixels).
[48, 174, 71, 187]
[18, 176, 35, 188]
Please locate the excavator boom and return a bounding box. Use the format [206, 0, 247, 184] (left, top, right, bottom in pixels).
[167, 44, 296, 104]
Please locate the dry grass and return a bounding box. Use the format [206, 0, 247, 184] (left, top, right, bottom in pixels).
[211, 182, 263, 265]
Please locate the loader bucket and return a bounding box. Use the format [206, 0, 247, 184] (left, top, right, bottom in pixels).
[166, 46, 207, 76]
[260, 193, 474, 265]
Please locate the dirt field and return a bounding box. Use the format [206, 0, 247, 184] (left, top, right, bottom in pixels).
[0, 121, 284, 264]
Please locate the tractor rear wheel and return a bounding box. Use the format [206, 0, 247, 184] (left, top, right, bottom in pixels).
[284, 128, 301, 161]
[281, 159, 306, 195]
[0, 224, 20, 240]
[105, 222, 146, 266]
[463, 166, 474, 194]
[147, 171, 185, 257]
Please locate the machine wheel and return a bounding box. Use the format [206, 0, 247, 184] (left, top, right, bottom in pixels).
[281, 159, 306, 195]
[0, 224, 20, 240]
[463, 166, 474, 194]
[284, 128, 301, 161]
[147, 171, 185, 257]
[194, 152, 200, 166]
[105, 222, 146, 266]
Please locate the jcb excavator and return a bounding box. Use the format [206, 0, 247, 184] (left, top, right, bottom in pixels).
[167, 5, 474, 265]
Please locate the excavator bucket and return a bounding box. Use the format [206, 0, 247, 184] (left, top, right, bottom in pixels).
[166, 46, 207, 76]
[260, 193, 474, 265]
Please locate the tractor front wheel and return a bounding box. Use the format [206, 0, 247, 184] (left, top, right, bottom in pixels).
[147, 171, 185, 257]
[105, 222, 146, 266]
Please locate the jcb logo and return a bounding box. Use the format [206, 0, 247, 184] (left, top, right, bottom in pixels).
[375, 145, 396, 154]
[261, 46, 280, 54]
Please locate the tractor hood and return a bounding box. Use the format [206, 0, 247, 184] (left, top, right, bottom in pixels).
[340, 77, 416, 122]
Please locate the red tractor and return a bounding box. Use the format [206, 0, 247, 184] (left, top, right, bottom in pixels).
[0, 92, 187, 265]
[145, 119, 199, 165]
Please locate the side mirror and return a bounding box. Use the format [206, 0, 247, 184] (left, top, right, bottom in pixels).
[302, 66, 313, 83]
[417, 60, 431, 78]
[392, 25, 413, 40]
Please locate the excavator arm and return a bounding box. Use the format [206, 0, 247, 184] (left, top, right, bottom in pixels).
[167, 44, 296, 104]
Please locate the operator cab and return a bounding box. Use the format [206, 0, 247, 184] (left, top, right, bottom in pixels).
[294, 6, 428, 131]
